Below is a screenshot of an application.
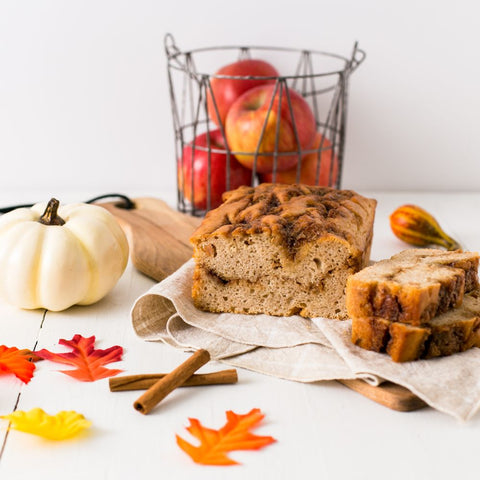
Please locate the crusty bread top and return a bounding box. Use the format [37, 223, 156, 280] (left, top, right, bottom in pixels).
[391, 248, 479, 266]
[351, 249, 479, 287]
[190, 183, 376, 254]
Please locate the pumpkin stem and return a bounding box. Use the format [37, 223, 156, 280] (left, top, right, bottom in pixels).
[39, 198, 65, 226]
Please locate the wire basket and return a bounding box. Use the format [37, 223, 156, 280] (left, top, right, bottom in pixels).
[165, 33, 365, 216]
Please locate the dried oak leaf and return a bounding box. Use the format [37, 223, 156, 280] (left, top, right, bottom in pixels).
[36, 334, 123, 382]
[0, 346, 39, 384]
[176, 408, 276, 466]
[1, 408, 91, 440]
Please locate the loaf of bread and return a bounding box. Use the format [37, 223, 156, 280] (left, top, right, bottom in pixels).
[346, 249, 479, 325]
[351, 292, 480, 362]
[190, 183, 377, 319]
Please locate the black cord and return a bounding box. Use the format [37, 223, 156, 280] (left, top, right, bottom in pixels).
[0, 203, 37, 214]
[84, 194, 135, 209]
[0, 193, 135, 214]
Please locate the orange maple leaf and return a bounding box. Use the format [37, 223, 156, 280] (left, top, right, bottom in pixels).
[0, 346, 38, 384]
[35, 334, 123, 382]
[176, 408, 276, 466]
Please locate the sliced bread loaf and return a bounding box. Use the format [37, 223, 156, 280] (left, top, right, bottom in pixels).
[351, 292, 480, 362]
[191, 183, 376, 319]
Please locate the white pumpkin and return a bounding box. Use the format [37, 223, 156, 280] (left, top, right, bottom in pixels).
[0, 198, 129, 311]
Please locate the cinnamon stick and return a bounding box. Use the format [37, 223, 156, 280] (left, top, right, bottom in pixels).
[110, 369, 237, 392]
[133, 349, 210, 415]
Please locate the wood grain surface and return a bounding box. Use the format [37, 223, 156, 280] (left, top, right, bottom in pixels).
[97, 197, 426, 412]
[99, 197, 201, 282]
[338, 379, 427, 411]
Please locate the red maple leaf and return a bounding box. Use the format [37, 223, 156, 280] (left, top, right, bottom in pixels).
[35, 334, 123, 382]
[176, 408, 276, 465]
[0, 346, 39, 384]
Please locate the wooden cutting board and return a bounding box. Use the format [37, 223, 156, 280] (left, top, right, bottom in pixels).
[97, 197, 427, 413]
[99, 197, 202, 282]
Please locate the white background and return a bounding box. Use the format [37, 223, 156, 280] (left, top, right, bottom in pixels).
[1, 0, 479, 202]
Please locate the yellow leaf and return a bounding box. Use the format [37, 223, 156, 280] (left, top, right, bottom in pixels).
[1, 408, 91, 440]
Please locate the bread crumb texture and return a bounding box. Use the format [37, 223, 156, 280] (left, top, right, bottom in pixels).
[352, 291, 480, 362]
[190, 184, 377, 319]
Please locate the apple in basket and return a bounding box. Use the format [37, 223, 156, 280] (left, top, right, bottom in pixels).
[179, 129, 252, 210]
[207, 59, 279, 126]
[260, 133, 339, 186]
[225, 84, 317, 174]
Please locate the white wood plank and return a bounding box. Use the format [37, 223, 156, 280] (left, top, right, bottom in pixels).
[0, 301, 45, 453]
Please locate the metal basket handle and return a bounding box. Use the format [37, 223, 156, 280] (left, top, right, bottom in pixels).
[348, 42, 366, 73]
[164, 33, 181, 59]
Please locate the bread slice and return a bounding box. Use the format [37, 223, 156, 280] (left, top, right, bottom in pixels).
[392, 249, 479, 292]
[346, 249, 479, 325]
[190, 184, 376, 319]
[351, 292, 480, 362]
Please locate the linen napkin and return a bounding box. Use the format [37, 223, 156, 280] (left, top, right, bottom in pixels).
[131, 259, 480, 421]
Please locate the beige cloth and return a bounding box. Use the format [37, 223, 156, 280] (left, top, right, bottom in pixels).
[131, 260, 480, 421]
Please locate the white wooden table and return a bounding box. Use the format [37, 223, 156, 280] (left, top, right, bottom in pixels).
[0, 190, 479, 480]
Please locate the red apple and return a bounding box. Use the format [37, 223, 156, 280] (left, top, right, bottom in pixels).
[225, 84, 317, 174]
[207, 59, 279, 127]
[179, 129, 252, 210]
[260, 133, 339, 186]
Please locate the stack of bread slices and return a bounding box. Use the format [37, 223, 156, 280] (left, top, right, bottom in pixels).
[346, 249, 480, 362]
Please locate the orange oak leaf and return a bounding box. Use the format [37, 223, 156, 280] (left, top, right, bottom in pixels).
[0, 346, 39, 384]
[35, 334, 123, 382]
[176, 408, 276, 466]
